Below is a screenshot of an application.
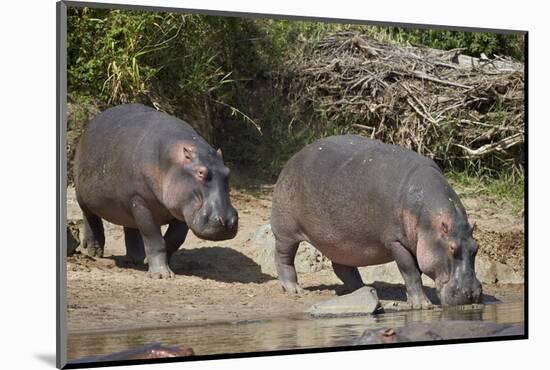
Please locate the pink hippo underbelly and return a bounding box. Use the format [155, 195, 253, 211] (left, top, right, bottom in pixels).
[308, 238, 395, 267]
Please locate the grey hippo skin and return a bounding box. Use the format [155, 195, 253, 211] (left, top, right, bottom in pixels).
[271, 135, 481, 307]
[353, 321, 524, 344]
[70, 343, 194, 363]
[74, 104, 238, 279]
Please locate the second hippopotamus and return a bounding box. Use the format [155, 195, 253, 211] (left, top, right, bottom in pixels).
[74, 104, 238, 279]
[271, 135, 481, 307]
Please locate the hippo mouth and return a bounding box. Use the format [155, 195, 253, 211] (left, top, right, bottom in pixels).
[189, 221, 238, 241]
[185, 206, 238, 241]
[436, 278, 482, 306]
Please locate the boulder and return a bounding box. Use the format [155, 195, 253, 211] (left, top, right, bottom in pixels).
[308, 286, 380, 317]
[250, 224, 331, 275]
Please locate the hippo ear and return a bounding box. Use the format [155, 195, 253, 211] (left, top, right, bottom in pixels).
[217, 148, 223, 159]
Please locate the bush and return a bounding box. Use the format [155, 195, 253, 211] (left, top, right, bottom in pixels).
[67, 7, 524, 182]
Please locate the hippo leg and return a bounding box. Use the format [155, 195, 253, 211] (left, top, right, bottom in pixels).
[81, 211, 105, 258]
[274, 237, 303, 294]
[130, 196, 175, 279]
[123, 227, 146, 265]
[332, 262, 364, 292]
[163, 219, 189, 259]
[386, 241, 432, 309]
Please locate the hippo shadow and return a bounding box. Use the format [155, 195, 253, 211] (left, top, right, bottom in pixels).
[112, 246, 274, 283]
[305, 281, 499, 304]
[171, 246, 275, 283]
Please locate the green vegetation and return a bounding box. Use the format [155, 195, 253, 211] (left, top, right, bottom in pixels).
[447, 170, 524, 215]
[367, 27, 524, 61]
[67, 7, 524, 188]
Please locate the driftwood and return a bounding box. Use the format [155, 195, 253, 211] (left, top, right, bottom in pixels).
[280, 31, 524, 167]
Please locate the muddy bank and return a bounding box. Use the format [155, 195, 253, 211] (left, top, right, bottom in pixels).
[66, 184, 524, 333]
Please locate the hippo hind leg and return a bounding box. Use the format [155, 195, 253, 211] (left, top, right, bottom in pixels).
[163, 219, 189, 260]
[331, 262, 364, 293]
[274, 235, 303, 294]
[81, 210, 105, 258]
[123, 227, 146, 265]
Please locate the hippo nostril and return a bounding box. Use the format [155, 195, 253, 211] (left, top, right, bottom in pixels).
[216, 216, 225, 227]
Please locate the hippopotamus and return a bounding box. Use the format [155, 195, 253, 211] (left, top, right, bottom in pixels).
[70, 343, 194, 364]
[352, 321, 524, 345]
[271, 135, 481, 307]
[74, 104, 238, 279]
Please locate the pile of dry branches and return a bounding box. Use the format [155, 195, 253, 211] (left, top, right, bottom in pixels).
[282, 31, 524, 168]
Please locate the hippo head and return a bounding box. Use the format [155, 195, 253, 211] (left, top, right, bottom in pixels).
[161, 141, 238, 241]
[416, 207, 482, 306]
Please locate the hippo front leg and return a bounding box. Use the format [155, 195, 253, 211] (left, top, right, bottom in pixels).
[386, 241, 432, 309]
[130, 196, 175, 279]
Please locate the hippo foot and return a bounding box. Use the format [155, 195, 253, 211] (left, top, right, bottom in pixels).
[280, 281, 304, 294]
[408, 298, 434, 310]
[82, 243, 104, 258]
[147, 265, 175, 279]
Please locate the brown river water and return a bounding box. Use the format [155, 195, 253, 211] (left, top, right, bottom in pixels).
[67, 300, 524, 361]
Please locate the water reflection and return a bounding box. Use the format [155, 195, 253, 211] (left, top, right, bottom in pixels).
[68, 301, 524, 361]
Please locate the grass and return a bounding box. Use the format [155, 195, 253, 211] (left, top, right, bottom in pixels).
[446, 170, 525, 215]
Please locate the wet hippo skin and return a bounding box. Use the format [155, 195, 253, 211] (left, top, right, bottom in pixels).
[69, 343, 195, 363]
[353, 321, 524, 344]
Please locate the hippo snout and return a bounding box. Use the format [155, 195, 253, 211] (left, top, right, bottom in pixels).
[190, 206, 238, 241]
[438, 278, 482, 306]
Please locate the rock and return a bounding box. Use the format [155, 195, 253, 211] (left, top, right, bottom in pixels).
[352, 321, 524, 345]
[475, 256, 498, 284]
[494, 261, 523, 284]
[308, 286, 380, 317]
[250, 224, 331, 275]
[67, 222, 80, 256]
[474, 256, 524, 284]
[66, 187, 82, 222]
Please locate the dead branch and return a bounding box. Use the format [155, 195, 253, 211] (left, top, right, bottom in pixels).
[279, 31, 524, 165]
